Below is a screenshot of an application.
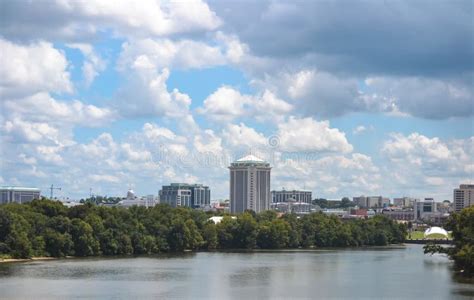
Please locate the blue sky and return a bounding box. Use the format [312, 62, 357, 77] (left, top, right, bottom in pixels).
[0, 0, 472, 201]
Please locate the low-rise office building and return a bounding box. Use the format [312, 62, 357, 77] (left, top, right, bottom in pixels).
[411, 198, 448, 225]
[0, 186, 41, 204]
[414, 198, 437, 219]
[382, 209, 415, 221]
[272, 189, 312, 204]
[393, 197, 416, 208]
[270, 201, 318, 214]
[116, 190, 157, 208]
[353, 196, 390, 208]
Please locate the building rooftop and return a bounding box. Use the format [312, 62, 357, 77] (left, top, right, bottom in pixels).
[0, 186, 41, 192]
[272, 189, 312, 193]
[167, 183, 208, 187]
[230, 154, 271, 168]
[236, 154, 265, 163]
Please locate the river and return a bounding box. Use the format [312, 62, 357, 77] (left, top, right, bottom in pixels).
[0, 244, 472, 299]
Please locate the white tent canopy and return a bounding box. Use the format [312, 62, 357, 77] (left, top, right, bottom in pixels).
[424, 226, 449, 238]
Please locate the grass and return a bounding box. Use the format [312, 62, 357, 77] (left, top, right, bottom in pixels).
[406, 230, 452, 240]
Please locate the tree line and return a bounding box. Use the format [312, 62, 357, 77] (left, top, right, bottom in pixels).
[312, 197, 358, 209]
[0, 199, 406, 259]
[424, 206, 474, 277]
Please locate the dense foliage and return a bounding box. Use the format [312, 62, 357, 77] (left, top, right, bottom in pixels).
[312, 197, 355, 209]
[0, 200, 406, 259]
[424, 206, 474, 277]
[80, 196, 122, 205]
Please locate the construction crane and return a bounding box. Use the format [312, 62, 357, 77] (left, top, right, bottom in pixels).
[50, 184, 61, 199]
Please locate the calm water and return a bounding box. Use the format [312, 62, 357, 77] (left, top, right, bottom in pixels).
[0, 244, 472, 299]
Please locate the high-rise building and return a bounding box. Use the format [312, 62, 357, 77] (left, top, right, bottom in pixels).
[0, 186, 41, 204]
[454, 184, 474, 212]
[159, 183, 210, 208]
[229, 155, 271, 214]
[272, 190, 312, 203]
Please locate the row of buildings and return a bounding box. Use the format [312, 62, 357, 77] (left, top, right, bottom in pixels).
[381, 198, 452, 224]
[113, 184, 211, 209]
[353, 196, 391, 208]
[1, 155, 473, 216]
[159, 183, 210, 208]
[227, 155, 474, 216]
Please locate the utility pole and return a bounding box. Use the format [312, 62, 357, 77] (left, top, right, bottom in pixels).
[50, 184, 61, 199]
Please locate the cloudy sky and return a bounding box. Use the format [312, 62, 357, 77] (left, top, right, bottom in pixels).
[0, 0, 472, 201]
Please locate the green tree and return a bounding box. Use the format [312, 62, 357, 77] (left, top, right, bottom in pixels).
[185, 219, 204, 250]
[216, 217, 238, 248]
[235, 213, 258, 249]
[257, 219, 290, 249]
[70, 219, 100, 256]
[167, 217, 190, 251]
[44, 229, 73, 257]
[0, 210, 33, 258]
[282, 213, 302, 248]
[117, 234, 133, 255]
[29, 199, 67, 217]
[425, 206, 474, 276]
[340, 197, 354, 208]
[256, 210, 277, 222]
[202, 223, 218, 249]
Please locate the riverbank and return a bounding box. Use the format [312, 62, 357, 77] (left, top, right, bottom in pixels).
[404, 239, 453, 245]
[0, 257, 60, 264]
[0, 245, 408, 263]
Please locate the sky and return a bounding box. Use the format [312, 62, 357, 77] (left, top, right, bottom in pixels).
[0, 0, 472, 201]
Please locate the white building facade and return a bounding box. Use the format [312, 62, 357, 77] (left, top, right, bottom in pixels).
[116, 189, 157, 208]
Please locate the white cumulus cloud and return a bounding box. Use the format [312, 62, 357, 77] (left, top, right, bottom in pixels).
[276, 117, 353, 153]
[0, 39, 73, 98]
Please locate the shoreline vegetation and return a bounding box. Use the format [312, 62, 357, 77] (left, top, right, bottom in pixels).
[424, 206, 474, 277]
[0, 199, 406, 260]
[2, 200, 471, 277]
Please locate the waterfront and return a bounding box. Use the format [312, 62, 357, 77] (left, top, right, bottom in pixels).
[0, 245, 472, 299]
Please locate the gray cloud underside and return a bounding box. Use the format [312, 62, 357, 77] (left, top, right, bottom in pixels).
[210, 1, 473, 76]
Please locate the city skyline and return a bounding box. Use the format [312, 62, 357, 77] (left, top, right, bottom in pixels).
[0, 1, 473, 201]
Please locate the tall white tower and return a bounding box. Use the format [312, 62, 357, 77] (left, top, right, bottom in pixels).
[229, 155, 271, 214]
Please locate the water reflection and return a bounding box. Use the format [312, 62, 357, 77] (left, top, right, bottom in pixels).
[0, 245, 472, 299]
